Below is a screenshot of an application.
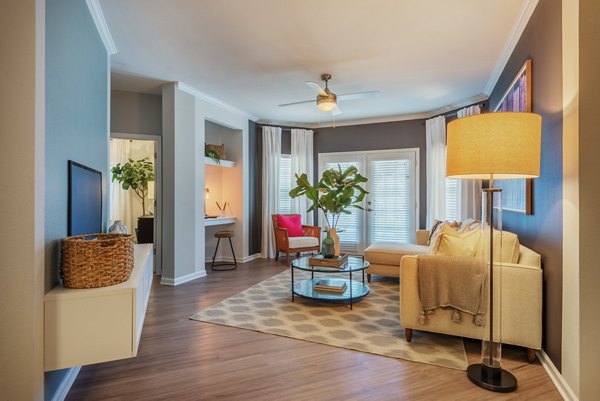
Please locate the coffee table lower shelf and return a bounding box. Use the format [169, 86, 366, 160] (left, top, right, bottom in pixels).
[293, 278, 370, 308]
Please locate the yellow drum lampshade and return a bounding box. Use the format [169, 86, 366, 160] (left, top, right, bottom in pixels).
[446, 112, 542, 180]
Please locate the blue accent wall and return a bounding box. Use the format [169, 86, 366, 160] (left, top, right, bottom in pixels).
[489, 0, 563, 369]
[45, 0, 108, 398]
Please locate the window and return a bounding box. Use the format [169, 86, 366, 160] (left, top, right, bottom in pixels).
[368, 158, 412, 243]
[278, 154, 292, 214]
[445, 178, 458, 221]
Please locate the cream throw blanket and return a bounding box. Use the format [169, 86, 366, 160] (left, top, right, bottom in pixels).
[416, 255, 486, 326]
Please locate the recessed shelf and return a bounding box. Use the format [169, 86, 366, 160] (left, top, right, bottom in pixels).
[204, 157, 235, 168]
[204, 217, 236, 226]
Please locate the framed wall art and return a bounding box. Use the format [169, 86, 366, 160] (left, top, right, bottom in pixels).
[493, 59, 533, 215]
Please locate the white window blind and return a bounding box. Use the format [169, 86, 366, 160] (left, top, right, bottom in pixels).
[323, 161, 360, 252]
[369, 159, 411, 243]
[445, 178, 458, 222]
[278, 154, 291, 214]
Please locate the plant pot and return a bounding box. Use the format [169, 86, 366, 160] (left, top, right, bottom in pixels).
[322, 230, 335, 258]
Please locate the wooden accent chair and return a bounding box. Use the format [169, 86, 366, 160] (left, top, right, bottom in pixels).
[271, 214, 321, 265]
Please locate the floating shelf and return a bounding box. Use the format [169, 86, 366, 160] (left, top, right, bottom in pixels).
[204, 157, 235, 168]
[204, 217, 236, 227]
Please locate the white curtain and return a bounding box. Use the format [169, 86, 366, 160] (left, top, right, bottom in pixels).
[109, 139, 134, 233]
[426, 116, 446, 228]
[261, 126, 282, 258]
[290, 129, 314, 225]
[455, 106, 483, 221]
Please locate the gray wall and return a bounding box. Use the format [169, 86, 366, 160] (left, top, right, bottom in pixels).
[488, 0, 563, 369]
[111, 90, 162, 135]
[249, 119, 427, 254]
[314, 120, 427, 228]
[44, 0, 109, 398]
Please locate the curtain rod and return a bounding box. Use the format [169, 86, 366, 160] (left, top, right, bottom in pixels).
[421, 103, 486, 125]
[431, 103, 486, 120]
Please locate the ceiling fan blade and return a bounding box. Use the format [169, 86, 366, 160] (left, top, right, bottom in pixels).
[331, 105, 342, 116]
[306, 81, 327, 97]
[278, 99, 315, 107]
[337, 90, 380, 101]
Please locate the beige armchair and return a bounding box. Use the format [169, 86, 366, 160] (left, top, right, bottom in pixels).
[400, 244, 542, 362]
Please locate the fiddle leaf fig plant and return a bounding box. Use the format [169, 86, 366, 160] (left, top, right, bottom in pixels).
[111, 157, 155, 216]
[289, 164, 368, 229]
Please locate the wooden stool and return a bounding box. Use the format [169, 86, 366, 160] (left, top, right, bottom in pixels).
[211, 230, 237, 271]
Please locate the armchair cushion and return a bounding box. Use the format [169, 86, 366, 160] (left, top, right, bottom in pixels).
[288, 236, 319, 248]
[276, 214, 303, 237]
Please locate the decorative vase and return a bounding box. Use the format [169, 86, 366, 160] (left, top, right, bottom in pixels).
[108, 220, 128, 234]
[330, 228, 340, 256]
[322, 230, 335, 258]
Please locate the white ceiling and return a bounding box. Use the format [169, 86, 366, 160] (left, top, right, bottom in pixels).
[99, 0, 533, 125]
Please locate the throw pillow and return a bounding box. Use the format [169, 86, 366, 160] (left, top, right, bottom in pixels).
[428, 223, 459, 254]
[474, 230, 520, 263]
[276, 214, 304, 237]
[432, 225, 481, 257]
[427, 219, 443, 245]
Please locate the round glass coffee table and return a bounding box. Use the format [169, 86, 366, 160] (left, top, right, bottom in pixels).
[290, 255, 370, 309]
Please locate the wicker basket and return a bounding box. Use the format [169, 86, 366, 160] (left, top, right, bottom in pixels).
[205, 143, 226, 159]
[60, 233, 134, 289]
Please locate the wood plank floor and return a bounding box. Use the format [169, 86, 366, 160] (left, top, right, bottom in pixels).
[67, 258, 562, 401]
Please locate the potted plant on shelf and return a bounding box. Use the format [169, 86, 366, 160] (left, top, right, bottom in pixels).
[289, 165, 368, 258]
[111, 157, 155, 243]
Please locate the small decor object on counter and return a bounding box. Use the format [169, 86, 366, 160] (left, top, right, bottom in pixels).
[314, 278, 347, 294]
[309, 253, 348, 268]
[216, 201, 229, 217]
[205, 143, 225, 164]
[108, 220, 128, 234]
[60, 233, 134, 289]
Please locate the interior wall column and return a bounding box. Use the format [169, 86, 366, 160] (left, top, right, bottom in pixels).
[0, 0, 45, 398]
[578, 0, 600, 398]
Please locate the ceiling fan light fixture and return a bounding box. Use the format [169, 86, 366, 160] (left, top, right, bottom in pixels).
[317, 94, 337, 112]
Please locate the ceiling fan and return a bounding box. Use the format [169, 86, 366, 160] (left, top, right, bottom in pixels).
[278, 73, 380, 116]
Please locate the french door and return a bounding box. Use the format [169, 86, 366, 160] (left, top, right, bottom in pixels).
[318, 149, 419, 254]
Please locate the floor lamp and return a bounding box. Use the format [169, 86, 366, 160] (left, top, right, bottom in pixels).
[446, 112, 541, 392]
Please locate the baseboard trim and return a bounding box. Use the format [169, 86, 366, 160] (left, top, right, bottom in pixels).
[160, 270, 206, 286]
[50, 366, 81, 401]
[538, 349, 578, 401]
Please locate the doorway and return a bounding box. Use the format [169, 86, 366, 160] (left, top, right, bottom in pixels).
[318, 149, 419, 253]
[110, 133, 163, 275]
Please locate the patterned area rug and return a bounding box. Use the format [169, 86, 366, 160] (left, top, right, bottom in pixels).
[190, 270, 467, 370]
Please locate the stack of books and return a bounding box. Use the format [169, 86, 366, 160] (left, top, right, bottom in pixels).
[313, 279, 347, 294]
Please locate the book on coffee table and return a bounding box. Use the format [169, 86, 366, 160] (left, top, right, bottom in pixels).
[308, 253, 349, 268]
[314, 279, 347, 294]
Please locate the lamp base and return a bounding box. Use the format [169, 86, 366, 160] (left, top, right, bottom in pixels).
[467, 363, 517, 392]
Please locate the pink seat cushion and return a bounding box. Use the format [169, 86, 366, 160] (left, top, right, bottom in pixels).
[276, 214, 304, 237]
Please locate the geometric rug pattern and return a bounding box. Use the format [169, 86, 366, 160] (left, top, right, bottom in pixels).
[190, 270, 467, 370]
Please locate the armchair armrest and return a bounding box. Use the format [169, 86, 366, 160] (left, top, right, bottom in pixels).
[416, 230, 430, 246]
[274, 227, 289, 249]
[302, 225, 321, 239]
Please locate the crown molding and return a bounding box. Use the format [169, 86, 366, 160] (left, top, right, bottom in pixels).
[258, 93, 488, 129]
[86, 0, 118, 55]
[483, 0, 539, 95]
[176, 82, 258, 122]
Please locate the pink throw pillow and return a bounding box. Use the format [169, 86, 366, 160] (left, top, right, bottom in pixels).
[276, 214, 304, 237]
